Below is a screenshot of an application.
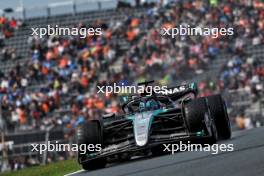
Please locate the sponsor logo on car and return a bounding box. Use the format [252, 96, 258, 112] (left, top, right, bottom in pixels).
[160, 86, 186, 95]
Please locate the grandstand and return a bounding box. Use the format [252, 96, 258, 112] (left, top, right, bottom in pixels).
[0, 0, 264, 173]
[0, 4, 151, 171]
[0, 8, 142, 72]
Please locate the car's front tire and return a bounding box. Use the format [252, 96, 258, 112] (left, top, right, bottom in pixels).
[184, 97, 217, 144]
[77, 121, 106, 170]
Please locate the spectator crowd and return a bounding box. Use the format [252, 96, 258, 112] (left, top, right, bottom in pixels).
[0, 0, 263, 135]
[0, 15, 21, 39]
[0, 15, 22, 62]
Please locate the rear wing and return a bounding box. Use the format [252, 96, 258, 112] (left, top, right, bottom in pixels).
[119, 81, 198, 103]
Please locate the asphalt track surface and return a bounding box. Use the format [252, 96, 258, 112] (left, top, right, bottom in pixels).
[67, 127, 264, 176]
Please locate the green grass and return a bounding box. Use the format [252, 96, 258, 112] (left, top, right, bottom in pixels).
[0, 159, 81, 176]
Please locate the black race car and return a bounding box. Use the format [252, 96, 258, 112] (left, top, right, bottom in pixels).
[77, 81, 231, 170]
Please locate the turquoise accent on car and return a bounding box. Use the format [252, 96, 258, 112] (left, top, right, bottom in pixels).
[126, 109, 167, 130]
[121, 96, 129, 104]
[190, 82, 197, 90]
[196, 130, 205, 136]
[149, 109, 167, 129]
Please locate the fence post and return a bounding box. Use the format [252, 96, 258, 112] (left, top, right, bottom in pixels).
[47, 6, 51, 17]
[42, 125, 54, 165]
[0, 102, 8, 172]
[73, 0, 76, 15]
[22, 7, 26, 20]
[98, 1, 102, 10]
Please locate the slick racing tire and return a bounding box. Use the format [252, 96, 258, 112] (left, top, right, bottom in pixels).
[184, 97, 217, 144]
[77, 121, 106, 170]
[184, 97, 207, 133]
[207, 94, 231, 140]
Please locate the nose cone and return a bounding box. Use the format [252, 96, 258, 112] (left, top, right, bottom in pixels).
[133, 111, 153, 146]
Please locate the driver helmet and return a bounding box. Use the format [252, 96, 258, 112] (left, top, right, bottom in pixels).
[139, 101, 146, 111]
[146, 99, 160, 110]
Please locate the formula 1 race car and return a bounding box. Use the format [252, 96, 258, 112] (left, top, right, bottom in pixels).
[77, 81, 231, 170]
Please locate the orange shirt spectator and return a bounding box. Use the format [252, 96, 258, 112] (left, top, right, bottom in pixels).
[0, 16, 6, 25]
[188, 58, 197, 68]
[41, 66, 49, 75]
[131, 18, 140, 27]
[85, 98, 94, 109]
[127, 29, 137, 41]
[17, 108, 27, 124]
[9, 19, 17, 28]
[59, 57, 68, 68]
[42, 102, 49, 114]
[162, 22, 174, 29]
[94, 99, 104, 110]
[110, 105, 118, 113]
[46, 50, 54, 61]
[80, 75, 89, 88]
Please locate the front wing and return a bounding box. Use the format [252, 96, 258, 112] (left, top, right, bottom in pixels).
[78, 131, 210, 164]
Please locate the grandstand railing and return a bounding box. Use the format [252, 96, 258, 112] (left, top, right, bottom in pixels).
[0, 128, 70, 167]
[1, 0, 118, 19]
[223, 88, 264, 126]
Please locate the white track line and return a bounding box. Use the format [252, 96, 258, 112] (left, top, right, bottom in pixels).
[64, 169, 84, 176]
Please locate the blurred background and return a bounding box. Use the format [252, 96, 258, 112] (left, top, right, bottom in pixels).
[0, 0, 264, 173]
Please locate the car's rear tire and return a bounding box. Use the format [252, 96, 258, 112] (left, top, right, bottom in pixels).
[184, 97, 207, 133]
[77, 121, 106, 170]
[184, 97, 217, 144]
[207, 94, 231, 140]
